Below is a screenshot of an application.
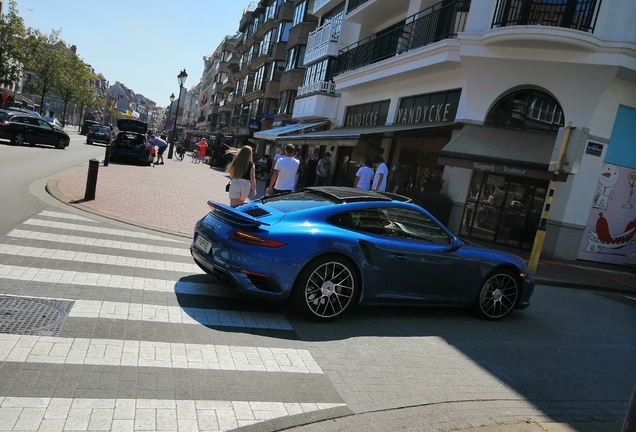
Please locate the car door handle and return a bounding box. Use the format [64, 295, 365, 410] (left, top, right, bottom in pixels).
[390, 254, 408, 260]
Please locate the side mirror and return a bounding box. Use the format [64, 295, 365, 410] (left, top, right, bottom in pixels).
[449, 236, 463, 252]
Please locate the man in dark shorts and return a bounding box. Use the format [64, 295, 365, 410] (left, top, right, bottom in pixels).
[149, 134, 168, 165]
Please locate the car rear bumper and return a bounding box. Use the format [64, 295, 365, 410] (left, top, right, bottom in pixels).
[110, 147, 151, 161]
[191, 243, 287, 300]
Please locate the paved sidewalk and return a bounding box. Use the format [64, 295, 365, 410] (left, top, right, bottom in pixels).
[47, 155, 636, 297]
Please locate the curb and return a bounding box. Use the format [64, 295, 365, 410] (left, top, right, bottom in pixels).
[534, 277, 636, 296]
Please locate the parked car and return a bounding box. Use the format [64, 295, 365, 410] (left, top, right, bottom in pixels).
[109, 119, 152, 165]
[42, 116, 63, 128]
[191, 186, 535, 322]
[0, 109, 70, 149]
[80, 119, 99, 135]
[6, 107, 42, 118]
[86, 124, 111, 145]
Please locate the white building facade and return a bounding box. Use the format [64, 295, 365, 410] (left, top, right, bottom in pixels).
[281, 0, 636, 266]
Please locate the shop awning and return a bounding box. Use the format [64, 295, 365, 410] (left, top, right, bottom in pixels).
[278, 122, 454, 147]
[437, 125, 558, 175]
[253, 121, 329, 141]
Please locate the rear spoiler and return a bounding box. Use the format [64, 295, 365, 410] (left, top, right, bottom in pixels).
[207, 201, 270, 228]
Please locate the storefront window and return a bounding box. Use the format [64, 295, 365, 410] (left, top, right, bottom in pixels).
[460, 171, 548, 249]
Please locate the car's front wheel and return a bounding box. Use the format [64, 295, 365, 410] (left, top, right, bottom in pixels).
[475, 269, 520, 320]
[292, 255, 360, 322]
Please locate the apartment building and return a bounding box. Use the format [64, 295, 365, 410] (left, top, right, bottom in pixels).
[269, 0, 636, 266]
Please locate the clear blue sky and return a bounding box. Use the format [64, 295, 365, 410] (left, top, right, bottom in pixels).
[14, 0, 249, 107]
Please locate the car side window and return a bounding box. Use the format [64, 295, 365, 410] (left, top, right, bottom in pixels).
[330, 208, 388, 235]
[382, 207, 451, 245]
[21, 117, 40, 126]
[36, 119, 52, 129]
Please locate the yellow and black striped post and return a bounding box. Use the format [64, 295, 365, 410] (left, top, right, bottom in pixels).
[528, 122, 573, 273]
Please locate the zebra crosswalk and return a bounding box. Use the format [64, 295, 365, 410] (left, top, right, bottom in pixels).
[0, 210, 345, 431]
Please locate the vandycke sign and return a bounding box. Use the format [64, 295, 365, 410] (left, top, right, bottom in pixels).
[396, 89, 461, 125]
[343, 100, 390, 128]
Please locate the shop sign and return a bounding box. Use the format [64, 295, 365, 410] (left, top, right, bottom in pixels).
[473, 161, 528, 176]
[585, 141, 603, 157]
[249, 119, 261, 131]
[395, 89, 461, 125]
[237, 127, 250, 136]
[343, 100, 390, 128]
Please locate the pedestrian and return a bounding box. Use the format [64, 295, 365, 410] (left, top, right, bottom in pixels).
[197, 138, 208, 162]
[354, 158, 374, 190]
[148, 134, 168, 165]
[272, 147, 284, 168]
[314, 152, 332, 186]
[371, 154, 388, 192]
[293, 147, 304, 192]
[226, 146, 257, 206]
[267, 143, 300, 195]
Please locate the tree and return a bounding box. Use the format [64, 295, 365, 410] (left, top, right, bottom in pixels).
[53, 48, 98, 126]
[21, 29, 67, 110]
[0, 0, 30, 89]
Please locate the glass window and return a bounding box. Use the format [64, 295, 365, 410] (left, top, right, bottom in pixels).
[278, 21, 292, 42]
[293, 0, 306, 26]
[302, 57, 335, 85]
[485, 89, 564, 133]
[285, 46, 307, 71]
[382, 207, 451, 244]
[276, 90, 297, 115]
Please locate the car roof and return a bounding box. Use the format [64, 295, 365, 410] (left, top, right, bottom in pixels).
[290, 186, 411, 204]
[0, 110, 39, 119]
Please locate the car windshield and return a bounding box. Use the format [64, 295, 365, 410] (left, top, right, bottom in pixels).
[259, 191, 337, 214]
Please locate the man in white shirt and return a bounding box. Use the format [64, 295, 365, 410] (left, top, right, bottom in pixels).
[372, 154, 388, 192]
[267, 144, 300, 195]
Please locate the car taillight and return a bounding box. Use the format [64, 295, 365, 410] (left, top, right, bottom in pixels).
[229, 229, 285, 248]
[1, 121, 9, 126]
[110, 141, 116, 146]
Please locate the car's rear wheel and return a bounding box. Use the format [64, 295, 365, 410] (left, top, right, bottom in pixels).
[292, 255, 360, 322]
[475, 269, 520, 320]
[12, 133, 25, 145]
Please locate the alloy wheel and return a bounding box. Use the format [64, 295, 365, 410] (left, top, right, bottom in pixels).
[477, 271, 519, 320]
[298, 258, 358, 321]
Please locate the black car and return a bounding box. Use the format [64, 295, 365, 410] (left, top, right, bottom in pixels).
[80, 119, 99, 135]
[0, 109, 70, 149]
[86, 125, 111, 145]
[109, 118, 152, 165]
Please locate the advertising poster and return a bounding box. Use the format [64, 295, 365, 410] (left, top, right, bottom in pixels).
[578, 163, 636, 266]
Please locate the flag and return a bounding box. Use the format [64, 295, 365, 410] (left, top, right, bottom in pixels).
[125, 110, 132, 118]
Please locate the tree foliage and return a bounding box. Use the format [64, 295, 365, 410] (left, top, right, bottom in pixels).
[0, 0, 33, 87]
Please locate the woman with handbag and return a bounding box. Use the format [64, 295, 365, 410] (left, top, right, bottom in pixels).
[226, 146, 257, 206]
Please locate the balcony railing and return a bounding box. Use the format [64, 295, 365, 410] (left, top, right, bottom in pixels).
[347, 0, 370, 14]
[492, 0, 600, 33]
[314, 0, 331, 12]
[297, 80, 337, 97]
[336, 0, 469, 75]
[306, 18, 343, 63]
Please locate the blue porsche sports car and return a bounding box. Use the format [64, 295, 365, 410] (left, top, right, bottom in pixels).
[191, 187, 534, 322]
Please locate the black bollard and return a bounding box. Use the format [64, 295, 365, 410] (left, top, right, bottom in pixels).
[104, 145, 110, 167]
[84, 159, 100, 201]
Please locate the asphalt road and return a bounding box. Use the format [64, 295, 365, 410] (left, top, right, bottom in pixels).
[0, 133, 633, 431]
[0, 127, 103, 235]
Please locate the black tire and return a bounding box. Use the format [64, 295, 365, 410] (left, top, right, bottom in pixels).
[475, 269, 520, 320]
[292, 254, 361, 322]
[56, 138, 67, 149]
[12, 133, 25, 145]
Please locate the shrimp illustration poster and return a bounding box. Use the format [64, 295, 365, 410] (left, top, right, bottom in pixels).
[578, 164, 636, 266]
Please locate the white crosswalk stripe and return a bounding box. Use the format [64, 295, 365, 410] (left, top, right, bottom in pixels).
[38, 210, 102, 223]
[22, 218, 186, 243]
[68, 299, 293, 330]
[0, 264, 231, 296]
[0, 334, 322, 373]
[0, 244, 200, 273]
[0, 397, 345, 431]
[7, 229, 190, 256]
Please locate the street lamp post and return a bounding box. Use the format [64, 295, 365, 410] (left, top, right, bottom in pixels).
[167, 93, 175, 135]
[167, 69, 188, 159]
